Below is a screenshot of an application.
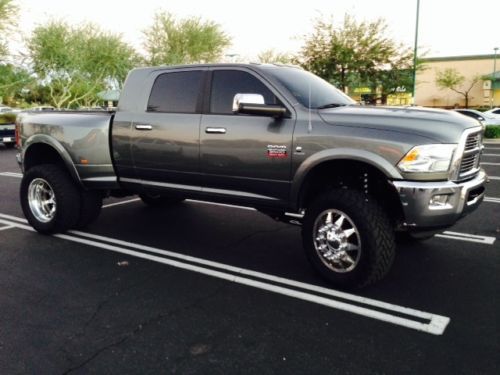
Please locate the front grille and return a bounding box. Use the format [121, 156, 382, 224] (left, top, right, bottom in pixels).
[464, 133, 480, 151]
[457, 130, 482, 181]
[459, 153, 479, 174]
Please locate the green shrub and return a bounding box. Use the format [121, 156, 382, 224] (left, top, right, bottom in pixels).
[0, 113, 17, 124]
[484, 125, 500, 138]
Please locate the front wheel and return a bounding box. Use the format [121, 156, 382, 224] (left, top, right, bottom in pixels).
[302, 189, 395, 288]
[20, 164, 81, 234]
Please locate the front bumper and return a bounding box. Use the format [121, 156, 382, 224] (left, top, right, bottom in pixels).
[392, 170, 487, 228]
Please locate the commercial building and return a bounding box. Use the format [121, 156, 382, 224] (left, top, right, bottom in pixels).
[415, 54, 499, 108]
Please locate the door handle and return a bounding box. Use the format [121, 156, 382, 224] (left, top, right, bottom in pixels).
[205, 127, 226, 134]
[135, 124, 153, 131]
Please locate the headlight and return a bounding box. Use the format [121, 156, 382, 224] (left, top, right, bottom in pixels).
[398, 144, 456, 173]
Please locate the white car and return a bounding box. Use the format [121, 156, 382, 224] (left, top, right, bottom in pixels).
[454, 109, 500, 125]
[30, 106, 55, 111]
[483, 107, 500, 119]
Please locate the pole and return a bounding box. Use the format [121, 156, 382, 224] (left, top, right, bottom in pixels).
[412, 0, 420, 105]
[492, 47, 498, 108]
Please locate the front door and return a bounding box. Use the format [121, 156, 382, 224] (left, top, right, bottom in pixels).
[200, 69, 295, 204]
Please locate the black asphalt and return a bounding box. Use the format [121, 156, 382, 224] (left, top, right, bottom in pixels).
[0, 144, 499, 374]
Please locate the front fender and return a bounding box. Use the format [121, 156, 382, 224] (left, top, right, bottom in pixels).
[290, 148, 404, 207]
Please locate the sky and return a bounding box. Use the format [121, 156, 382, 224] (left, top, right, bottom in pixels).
[12, 0, 500, 60]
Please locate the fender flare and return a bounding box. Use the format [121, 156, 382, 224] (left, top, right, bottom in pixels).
[23, 134, 82, 186]
[290, 148, 403, 207]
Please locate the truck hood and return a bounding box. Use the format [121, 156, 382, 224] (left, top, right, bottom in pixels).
[318, 105, 481, 143]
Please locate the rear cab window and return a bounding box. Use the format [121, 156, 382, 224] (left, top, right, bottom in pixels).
[147, 70, 204, 114]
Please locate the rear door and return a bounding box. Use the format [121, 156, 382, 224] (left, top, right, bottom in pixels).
[127, 68, 205, 187]
[200, 68, 295, 204]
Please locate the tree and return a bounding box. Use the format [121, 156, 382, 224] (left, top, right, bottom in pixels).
[367, 52, 419, 104]
[296, 15, 413, 94]
[27, 21, 140, 108]
[435, 68, 479, 108]
[0, 64, 34, 106]
[0, 0, 18, 60]
[144, 11, 230, 66]
[258, 49, 292, 64]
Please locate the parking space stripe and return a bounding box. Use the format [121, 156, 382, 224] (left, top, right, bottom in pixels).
[187, 199, 256, 211]
[0, 224, 14, 231]
[0, 214, 450, 335]
[481, 162, 500, 166]
[0, 172, 22, 178]
[102, 198, 141, 208]
[482, 154, 500, 157]
[485, 197, 500, 204]
[435, 231, 496, 245]
[487, 176, 500, 180]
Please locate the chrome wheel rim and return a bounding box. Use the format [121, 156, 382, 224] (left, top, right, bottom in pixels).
[313, 209, 361, 273]
[28, 178, 56, 223]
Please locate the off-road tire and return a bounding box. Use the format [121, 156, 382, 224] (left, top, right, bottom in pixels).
[20, 164, 81, 234]
[302, 189, 396, 288]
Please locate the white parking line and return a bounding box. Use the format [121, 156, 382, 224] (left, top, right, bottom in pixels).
[481, 162, 500, 166]
[0, 172, 22, 178]
[102, 198, 141, 208]
[488, 176, 500, 180]
[435, 231, 496, 245]
[485, 197, 500, 204]
[187, 199, 256, 211]
[0, 213, 449, 335]
[482, 154, 500, 157]
[0, 224, 14, 231]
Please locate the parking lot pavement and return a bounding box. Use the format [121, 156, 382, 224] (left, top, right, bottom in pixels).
[0, 145, 499, 374]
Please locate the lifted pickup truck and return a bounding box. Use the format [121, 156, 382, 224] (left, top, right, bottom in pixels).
[16, 64, 487, 288]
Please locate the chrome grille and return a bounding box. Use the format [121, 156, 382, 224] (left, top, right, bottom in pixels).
[459, 153, 479, 174]
[464, 133, 480, 152]
[457, 130, 482, 181]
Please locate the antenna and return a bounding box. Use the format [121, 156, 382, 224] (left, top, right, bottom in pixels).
[307, 69, 312, 133]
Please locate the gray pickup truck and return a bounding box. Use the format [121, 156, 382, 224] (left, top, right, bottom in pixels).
[16, 64, 487, 288]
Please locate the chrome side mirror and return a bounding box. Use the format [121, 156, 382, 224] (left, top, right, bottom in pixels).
[232, 93, 287, 118]
[232, 93, 265, 113]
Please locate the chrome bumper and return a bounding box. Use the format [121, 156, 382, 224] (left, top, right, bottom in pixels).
[392, 170, 487, 228]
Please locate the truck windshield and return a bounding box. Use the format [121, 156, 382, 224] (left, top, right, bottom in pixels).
[265, 67, 356, 109]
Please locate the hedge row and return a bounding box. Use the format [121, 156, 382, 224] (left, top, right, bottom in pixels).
[485, 125, 500, 139]
[0, 113, 17, 124]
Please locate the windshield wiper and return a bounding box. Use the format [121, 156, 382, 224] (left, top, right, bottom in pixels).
[316, 103, 346, 110]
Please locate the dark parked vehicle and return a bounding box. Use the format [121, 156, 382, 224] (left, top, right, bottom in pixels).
[0, 123, 16, 148]
[15, 64, 487, 288]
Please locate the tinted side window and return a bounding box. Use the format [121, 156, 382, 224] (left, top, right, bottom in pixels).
[210, 70, 277, 114]
[148, 71, 203, 113]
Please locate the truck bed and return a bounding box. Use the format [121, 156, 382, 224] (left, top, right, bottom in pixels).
[17, 110, 117, 188]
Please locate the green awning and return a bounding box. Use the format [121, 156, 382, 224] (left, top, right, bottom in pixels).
[483, 71, 500, 81]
